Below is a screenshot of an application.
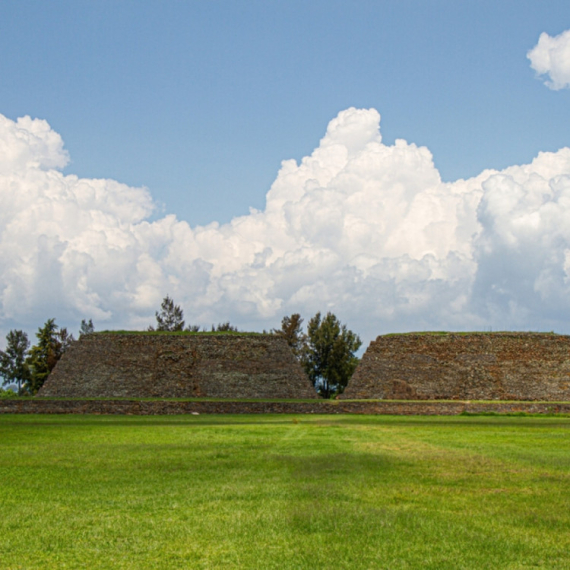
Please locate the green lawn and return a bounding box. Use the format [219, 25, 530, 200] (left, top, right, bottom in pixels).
[0, 415, 569, 569]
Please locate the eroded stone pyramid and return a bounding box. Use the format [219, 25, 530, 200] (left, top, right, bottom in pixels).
[341, 332, 570, 401]
[39, 333, 317, 399]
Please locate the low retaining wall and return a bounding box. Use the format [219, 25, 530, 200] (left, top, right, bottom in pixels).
[1, 399, 569, 415]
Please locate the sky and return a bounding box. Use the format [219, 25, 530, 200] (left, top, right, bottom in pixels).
[1, 1, 570, 348]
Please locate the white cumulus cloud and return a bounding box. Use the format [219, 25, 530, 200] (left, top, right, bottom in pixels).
[2, 108, 570, 344]
[528, 29, 570, 90]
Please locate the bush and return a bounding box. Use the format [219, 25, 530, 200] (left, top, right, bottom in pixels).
[0, 388, 19, 399]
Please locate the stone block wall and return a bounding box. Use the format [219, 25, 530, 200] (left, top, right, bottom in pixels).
[3, 398, 570, 415]
[341, 333, 570, 401]
[38, 333, 317, 399]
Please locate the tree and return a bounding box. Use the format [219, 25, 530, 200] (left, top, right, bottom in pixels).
[149, 295, 185, 331]
[0, 330, 31, 394]
[58, 327, 75, 353]
[27, 319, 75, 393]
[302, 312, 361, 399]
[79, 319, 95, 336]
[272, 313, 306, 358]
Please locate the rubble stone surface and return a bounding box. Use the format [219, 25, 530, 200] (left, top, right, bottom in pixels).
[2, 399, 569, 415]
[341, 332, 570, 401]
[38, 333, 317, 399]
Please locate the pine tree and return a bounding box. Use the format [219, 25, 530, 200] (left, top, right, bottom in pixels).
[302, 312, 361, 399]
[272, 313, 306, 358]
[150, 295, 185, 331]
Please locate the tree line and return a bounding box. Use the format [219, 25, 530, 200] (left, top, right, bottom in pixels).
[0, 296, 361, 398]
[149, 296, 362, 398]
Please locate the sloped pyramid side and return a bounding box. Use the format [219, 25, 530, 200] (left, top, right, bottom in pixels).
[341, 332, 570, 401]
[39, 333, 317, 399]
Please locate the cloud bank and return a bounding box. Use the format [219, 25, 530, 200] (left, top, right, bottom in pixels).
[2, 107, 570, 343]
[528, 28, 570, 90]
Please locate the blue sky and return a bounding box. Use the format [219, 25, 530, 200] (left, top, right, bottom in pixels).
[1, 1, 570, 344]
[1, 1, 568, 225]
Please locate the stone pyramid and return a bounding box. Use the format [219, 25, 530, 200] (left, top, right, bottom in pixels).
[39, 333, 317, 399]
[341, 332, 570, 401]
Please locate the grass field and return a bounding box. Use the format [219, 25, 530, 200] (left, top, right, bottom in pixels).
[0, 415, 569, 569]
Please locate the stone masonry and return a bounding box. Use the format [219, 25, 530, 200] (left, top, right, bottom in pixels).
[38, 333, 317, 399]
[3, 398, 570, 415]
[340, 332, 570, 401]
